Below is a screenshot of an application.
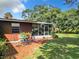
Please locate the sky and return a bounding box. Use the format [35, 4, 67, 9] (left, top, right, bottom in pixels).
[0, 0, 77, 19]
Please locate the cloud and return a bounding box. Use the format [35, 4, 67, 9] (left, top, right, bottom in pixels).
[11, 0, 26, 13]
[0, 0, 26, 13]
[12, 4, 26, 13]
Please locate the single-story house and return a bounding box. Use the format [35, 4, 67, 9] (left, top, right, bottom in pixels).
[0, 18, 52, 41]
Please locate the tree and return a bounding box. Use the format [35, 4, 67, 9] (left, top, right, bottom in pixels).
[4, 12, 13, 19]
[22, 9, 32, 20]
[65, 0, 77, 4]
[22, 5, 79, 33]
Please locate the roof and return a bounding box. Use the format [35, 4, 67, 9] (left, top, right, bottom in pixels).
[0, 18, 52, 25]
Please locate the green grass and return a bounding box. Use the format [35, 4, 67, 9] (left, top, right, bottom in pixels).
[32, 33, 79, 59]
[56, 33, 79, 38]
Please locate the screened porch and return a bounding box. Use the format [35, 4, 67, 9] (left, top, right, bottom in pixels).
[32, 22, 52, 36]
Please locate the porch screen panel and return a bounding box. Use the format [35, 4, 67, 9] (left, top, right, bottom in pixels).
[39, 24, 44, 35]
[32, 24, 52, 36]
[32, 24, 39, 36]
[45, 25, 49, 35]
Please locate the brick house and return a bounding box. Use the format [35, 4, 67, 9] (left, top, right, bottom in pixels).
[0, 18, 52, 41]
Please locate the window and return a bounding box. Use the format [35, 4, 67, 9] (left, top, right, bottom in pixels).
[12, 27, 20, 33]
[11, 23, 20, 33]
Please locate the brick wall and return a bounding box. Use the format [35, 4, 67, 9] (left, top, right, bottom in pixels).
[4, 34, 19, 41]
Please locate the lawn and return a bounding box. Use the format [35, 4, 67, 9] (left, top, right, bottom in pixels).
[32, 33, 79, 59]
[56, 33, 79, 38]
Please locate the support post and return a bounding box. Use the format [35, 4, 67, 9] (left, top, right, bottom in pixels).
[38, 24, 39, 35]
[44, 25, 45, 35]
[48, 25, 49, 35]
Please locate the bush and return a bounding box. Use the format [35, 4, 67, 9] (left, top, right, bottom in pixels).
[0, 38, 8, 56]
[53, 34, 58, 38]
[51, 31, 58, 39]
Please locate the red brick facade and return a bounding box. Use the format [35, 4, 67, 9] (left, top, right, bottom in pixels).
[0, 21, 32, 41]
[20, 23, 32, 33]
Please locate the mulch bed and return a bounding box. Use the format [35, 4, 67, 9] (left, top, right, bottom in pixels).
[1, 39, 50, 59]
[4, 41, 42, 59]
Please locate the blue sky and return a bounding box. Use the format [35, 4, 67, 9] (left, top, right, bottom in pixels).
[0, 0, 77, 19]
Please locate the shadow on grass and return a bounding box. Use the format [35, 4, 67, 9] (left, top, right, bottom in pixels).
[37, 37, 79, 59]
[37, 55, 45, 59]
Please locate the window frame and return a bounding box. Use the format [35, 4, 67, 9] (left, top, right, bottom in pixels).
[11, 23, 20, 33]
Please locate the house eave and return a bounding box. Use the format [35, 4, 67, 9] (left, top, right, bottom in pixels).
[0, 18, 52, 25]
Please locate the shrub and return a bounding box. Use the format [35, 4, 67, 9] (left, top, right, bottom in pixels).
[19, 32, 31, 39]
[0, 38, 8, 56]
[53, 34, 58, 38]
[51, 31, 58, 39]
